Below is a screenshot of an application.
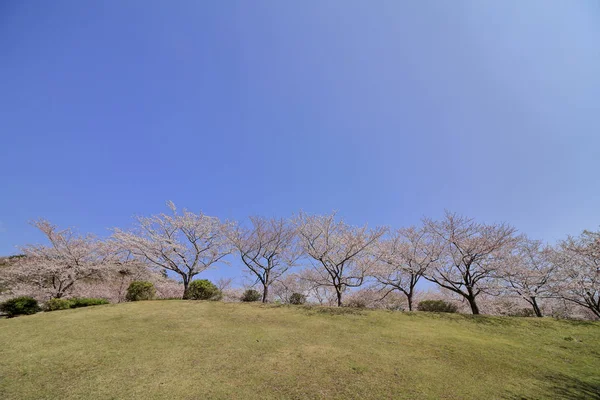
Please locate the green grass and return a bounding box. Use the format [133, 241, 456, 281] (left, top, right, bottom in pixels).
[1, 301, 599, 399]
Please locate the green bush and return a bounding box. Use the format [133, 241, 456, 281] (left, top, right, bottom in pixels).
[417, 300, 458, 313]
[69, 298, 109, 308]
[289, 293, 306, 305]
[44, 297, 109, 311]
[187, 279, 222, 300]
[126, 281, 156, 301]
[241, 289, 261, 302]
[0, 296, 41, 318]
[45, 298, 73, 311]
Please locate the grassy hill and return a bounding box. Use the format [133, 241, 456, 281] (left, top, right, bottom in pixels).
[0, 301, 599, 400]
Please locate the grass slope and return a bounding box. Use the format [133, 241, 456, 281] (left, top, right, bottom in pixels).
[0, 301, 599, 400]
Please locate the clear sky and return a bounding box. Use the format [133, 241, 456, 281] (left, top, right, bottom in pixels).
[1, 1, 599, 284]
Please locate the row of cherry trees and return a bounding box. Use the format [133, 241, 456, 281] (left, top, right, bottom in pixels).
[1, 203, 598, 319]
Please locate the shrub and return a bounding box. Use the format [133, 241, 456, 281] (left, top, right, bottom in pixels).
[289, 292, 306, 305]
[187, 279, 222, 300]
[385, 302, 405, 312]
[0, 296, 41, 318]
[126, 281, 156, 301]
[45, 298, 73, 311]
[345, 298, 367, 309]
[44, 297, 109, 311]
[417, 300, 458, 313]
[69, 298, 109, 308]
[509, 308, 536, 318]
[241, 289, 261, 302]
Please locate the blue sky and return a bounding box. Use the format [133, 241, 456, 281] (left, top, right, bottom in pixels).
[1, 1, 599, 284]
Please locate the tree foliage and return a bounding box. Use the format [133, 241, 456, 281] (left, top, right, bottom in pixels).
[187, 279, 221, 300]
[241, 289, 261, 302]
[417, 300, 458, 313]
[295, 211, 386, 306]
[4, 220, 115, 299]
[0, 296, 40, 317]
[501, 237, 556, 317]
[551, 229, 600, 318]
[229, 217, 300, 302]
[289, 292, 306, 305]
[423, 212, 518, 314]
[113, 202, 231, 299]
[372, 226, 443, 311]
[126, 281, 156, 301]
[2, 205, 599, 320]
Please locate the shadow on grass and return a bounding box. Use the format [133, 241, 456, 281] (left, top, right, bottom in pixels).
[259, 303, 367, 316]
[258, 303, 600, 327]
[402, 311, 600, 329]
[300, 305, 367, 316]
[548, 375, 600, 400]
[504, 373, 600, 400]
[401, 311, 523, 327]
[555, 319, 600, 327]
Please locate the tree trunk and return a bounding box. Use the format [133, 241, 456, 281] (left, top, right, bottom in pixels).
[531, 297, 543, 317]
[579, 298, 600, 319]
[336, 288, 343, 307]
[467, 296, 480, 315]
[182, 277, 190, 299]
[117, 276, 126, 303]
[584, 294, 600, 319]
[406, 286, 415, 311]
[262, 283, 269, 303]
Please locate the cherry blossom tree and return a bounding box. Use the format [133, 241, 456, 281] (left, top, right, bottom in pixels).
[501, 237, 556, 317]
[0, 256, 20, 296]
[372, 226, 443, 311]
[215, 277, 233, 293]
[424, 212, 518, 314]
[228, 216, 301, 302]
[551, 229, 600, 319]
[5, 219, 116, 299]
[271, 273, 310, 304]
[295, 211, 386, 306]
[301, 271, 339, 306]
[112, 255, 151, 303]
[112, 202, 232, 299]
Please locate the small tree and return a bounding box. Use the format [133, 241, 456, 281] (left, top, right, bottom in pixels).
[502, 238, 556, 317]
[424, 212, 517, 315]
[271, 273, 309, 303]
[126, 281, 156, 301]
[187, 279, 221, 300]
[5, 220, 115, 299]
[113, 202, 232, 299]
[241, 289, 261, 302]
[229, 217, 300, 303]
[372, 226, 443, 311]
[552, 229, 600, 319]
[289, 292, 306, 305]
[295, 211, 386, 306]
